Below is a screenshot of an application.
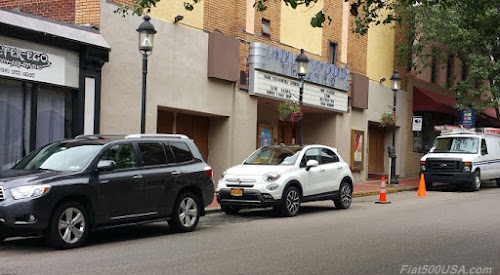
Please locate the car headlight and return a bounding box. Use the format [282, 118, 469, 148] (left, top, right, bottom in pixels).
[10, 184, 51, 200]
[420, 161, 426, 171]
[463, 162, 472, 172]
[266, 183, 279, 191]
[263, 172, 280, 182]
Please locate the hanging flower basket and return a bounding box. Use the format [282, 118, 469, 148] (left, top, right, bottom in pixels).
[379, 112, 397, 127]
[278, 102, 303, 123]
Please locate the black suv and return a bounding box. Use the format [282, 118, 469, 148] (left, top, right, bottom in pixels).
[0, 134, 214, 249]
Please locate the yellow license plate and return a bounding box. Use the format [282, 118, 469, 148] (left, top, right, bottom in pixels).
[230, 189, 243, 196]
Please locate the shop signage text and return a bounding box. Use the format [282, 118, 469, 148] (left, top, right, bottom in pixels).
[249, 42, 350, 92]
[0, 43, 65, 86]
[251, 70, 348, 113]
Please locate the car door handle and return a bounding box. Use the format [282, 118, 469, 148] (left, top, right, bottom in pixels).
[319, 169, 325, 172]
[337, 167, 342, 170]
[171, 171, 181, 176]
[133, 175, 143, 179]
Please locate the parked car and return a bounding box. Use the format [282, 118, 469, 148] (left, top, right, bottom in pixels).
[0, 134, 214, 249]
[420, 128, 500, 191]
[216, 144, 354, 216]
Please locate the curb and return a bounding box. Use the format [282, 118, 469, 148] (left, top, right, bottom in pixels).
[205, 186, 419, 214]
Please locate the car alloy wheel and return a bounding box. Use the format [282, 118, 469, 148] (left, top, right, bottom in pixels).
[46, 202, 89, 249]
[334, 181, 352, 209]
[58, 207, 86, 244]
[179, 197, 198, 228]
[169, 192, 200, 232]
[280, 186, 300, 217]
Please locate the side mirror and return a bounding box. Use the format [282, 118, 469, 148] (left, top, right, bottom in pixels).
[305, 159, 319, 171]
[481, 148, 488, 155]
[97, 160, 116, 171]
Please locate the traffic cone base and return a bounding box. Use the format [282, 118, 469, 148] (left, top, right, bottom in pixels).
[416, 173, 428, 197]
[375, 177, 391, 204]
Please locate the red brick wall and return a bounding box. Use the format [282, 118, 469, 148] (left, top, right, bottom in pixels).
[0, 0, 76, 24]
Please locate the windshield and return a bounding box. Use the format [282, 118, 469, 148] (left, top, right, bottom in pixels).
[430, 137, 479, 154]
[244, 147, 302, 165]
[13, 141, 103, 172]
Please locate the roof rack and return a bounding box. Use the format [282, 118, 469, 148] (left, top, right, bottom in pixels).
[75, 134, 124, 140]
[125, 134, 189, 139]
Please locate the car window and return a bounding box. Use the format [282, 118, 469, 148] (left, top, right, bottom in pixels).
[481, 139, 488, 154]
[321, 148, 339, 164]
[170, 142, 194, 163]
[99, 143, 137, 169]
[244, 147, 302, 165]
[138, 143, 167, 166]
[300, 148, 320, 167]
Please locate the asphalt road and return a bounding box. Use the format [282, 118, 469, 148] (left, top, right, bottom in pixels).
[1, 183, 499, 275]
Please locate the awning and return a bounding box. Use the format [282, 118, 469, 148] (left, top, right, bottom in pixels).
[0, 8, 110, 50]
[413, 87, 457, 115]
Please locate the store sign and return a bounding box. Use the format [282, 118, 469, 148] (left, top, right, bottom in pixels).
[250, 70, 348, 113]
[460, 109, 475, 128]
[249, 42, 350, 92]
[0, 44, 65, 86]
[412, 116, 423, 131]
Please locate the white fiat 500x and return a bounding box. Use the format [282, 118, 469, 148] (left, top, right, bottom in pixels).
[216, 144, 354, 217]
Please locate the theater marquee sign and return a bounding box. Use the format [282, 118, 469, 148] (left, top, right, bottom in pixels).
[0, 43, 65, 86]
[248, 42, 350, 113]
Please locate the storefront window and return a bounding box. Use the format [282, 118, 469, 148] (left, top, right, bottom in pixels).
[0, 79, 24, 170]
[0, 80, 74, 171]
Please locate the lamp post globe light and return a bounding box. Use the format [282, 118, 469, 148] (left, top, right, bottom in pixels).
[137, 15, 157, 134]
[389, 69, 401, 185]
[295, 49, 309, 146]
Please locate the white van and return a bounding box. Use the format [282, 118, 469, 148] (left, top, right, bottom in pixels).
[420, 128, 500, 191]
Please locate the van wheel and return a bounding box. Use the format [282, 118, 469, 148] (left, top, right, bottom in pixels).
[468, 171, 481, 192]
[45, 202, 89, 249]
[496, 178, 500, 188]
[168, 192, 199, 233]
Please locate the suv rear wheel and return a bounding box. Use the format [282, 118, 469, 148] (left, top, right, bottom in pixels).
[45, 201, 89, 249]
[334, 181, 352, 209]
[169, 192, 199, 233]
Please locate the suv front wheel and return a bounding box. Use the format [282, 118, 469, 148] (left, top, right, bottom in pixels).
[169, 192, 200, 233]
[276, 186, 301, 217]
[45, 201, 89, 249]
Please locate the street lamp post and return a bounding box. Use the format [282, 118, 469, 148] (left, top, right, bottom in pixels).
[137, 15, 156, 134]
[390, 69, 401, 185]
[295, 49, 309, 146]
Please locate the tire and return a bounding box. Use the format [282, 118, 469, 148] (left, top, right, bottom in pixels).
[425, 181, 433, 191]
[334, 181, 352, 209]
[168, 192, 200, 233]
[496, 178, 500, 188]
[220, 204, 241, 215]
[468, 170, 481, 192]
[277, 186, 301, 217]
[45, 201, 89, 249]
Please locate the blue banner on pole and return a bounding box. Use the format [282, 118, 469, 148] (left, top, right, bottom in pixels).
[460, 109, 475, 128]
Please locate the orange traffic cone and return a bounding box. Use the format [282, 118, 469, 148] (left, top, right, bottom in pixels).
[375, 177, 391, 204]
[416, 173, 428, 197]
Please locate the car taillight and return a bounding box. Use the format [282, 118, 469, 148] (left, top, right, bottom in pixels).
[204, 166, 213, 178]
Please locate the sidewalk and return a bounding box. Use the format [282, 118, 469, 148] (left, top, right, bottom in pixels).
[205, 177, 420, 212]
